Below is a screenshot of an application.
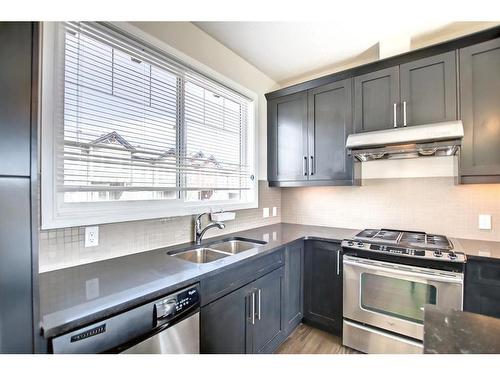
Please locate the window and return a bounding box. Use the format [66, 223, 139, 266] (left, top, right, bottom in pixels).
[41, 22, 257, 228]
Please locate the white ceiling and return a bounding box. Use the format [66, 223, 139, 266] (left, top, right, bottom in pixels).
[194, 21, 453, 84]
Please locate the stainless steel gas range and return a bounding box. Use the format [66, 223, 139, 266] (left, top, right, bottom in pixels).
[341, 229, 466, 354]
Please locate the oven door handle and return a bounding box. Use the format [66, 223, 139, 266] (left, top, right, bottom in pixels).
[343, 257, 463, 284]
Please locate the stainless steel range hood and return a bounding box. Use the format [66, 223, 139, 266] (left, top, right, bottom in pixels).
[346, 121, 464, 162]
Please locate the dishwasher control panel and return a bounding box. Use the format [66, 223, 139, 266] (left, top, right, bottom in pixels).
[155, 285, 200, 325]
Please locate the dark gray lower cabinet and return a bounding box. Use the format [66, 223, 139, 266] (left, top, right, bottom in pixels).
[283, 242, 303, 336]
[200, 281, 251, 353]
[250, 268, 285, 353]
[200, 267, 284, 354]
[303, 241, 342, 334]
[459, 37, 500, 183]
[464, 258, 500, 319]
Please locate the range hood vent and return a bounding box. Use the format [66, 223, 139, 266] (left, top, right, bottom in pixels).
[346, 121, 464, 162]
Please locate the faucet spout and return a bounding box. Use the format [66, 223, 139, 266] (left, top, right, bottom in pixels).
[194, 213, 226, 245]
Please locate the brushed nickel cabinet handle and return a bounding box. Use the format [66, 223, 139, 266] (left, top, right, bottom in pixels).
[303, 156, 308, 176]
[310, 156, 314, 176]
[251, 291, 255, 325]
[403, 101, 407, 127]
[393, 103, 398, 128]
[257, 289, 262, 320]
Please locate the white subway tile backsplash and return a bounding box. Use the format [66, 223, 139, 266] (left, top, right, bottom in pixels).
[39, 181, 281, 272]
[281, 177, 500, 242]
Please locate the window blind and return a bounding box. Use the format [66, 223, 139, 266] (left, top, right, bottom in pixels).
[59, 22, 253, 204]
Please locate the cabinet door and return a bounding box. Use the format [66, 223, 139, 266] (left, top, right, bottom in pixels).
[303, 241, 342, 334]
[0, 23, 32, 177]
[283, 242, 303, 336]
[200, 283, 253, 354]
[308, 79, 353, 182]
[250, 267, 284, 353]
[354, 66, 400, 133]
[267, 92, 308, 182]
[400, 51, 457, 127]
[0, 178, 33, 353]
[464, 258, 500, 319]
[459, 38, 500, 179]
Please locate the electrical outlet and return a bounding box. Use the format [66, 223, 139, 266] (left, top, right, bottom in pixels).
[262, 207, 269, 218]
[479, 214, 492, 230]
[272, 207, 277, 217]
[85, 226, 99, 247]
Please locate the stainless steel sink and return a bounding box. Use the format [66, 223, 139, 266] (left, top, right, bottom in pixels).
[168, 238, 267, 264]
[208, 238, 266, 254]
[170, 248, 231, 264]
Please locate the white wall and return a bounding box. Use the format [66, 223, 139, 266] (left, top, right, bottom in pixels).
[127, 22, 279, 180]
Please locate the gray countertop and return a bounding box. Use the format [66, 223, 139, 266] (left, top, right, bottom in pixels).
[424, 305, 500, 354]
[39, 222, 500, 340]
[451, 237, 500, 261]
[39, 223, 357, 339]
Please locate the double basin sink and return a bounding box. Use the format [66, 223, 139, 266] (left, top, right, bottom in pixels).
[168, 237, 267, 264]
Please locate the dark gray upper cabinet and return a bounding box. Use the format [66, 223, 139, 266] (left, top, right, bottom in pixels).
[267, 80, 355, 185]
[308, 79, 353, 182]
[250, 267, 284, 353]
[0, 23, 32, 177]
[459, 37, 500, 182]
[267, 92, 308, 182]
[354, 66, 400, 133]
[303, 241, 342, 334]
[354, 53, 458, 132]
[283, 242, 303, 336]
[400, 51, 457, 126]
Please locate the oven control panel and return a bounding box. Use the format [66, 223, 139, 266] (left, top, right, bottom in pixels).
[341, 240, 466, 263]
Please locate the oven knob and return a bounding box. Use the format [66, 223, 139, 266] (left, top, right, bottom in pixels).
[357, 242, 364, 247]
[448, 252, 457, 260]
[347, 241, 354, 246]
[433, 250, 443, 258]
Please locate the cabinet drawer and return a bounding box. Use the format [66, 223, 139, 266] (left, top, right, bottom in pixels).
[200, 250, 284, 306]
[466, 259, 500, 287]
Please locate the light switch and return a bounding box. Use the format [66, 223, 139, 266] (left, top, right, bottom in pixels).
[479, 214, 492, 230]
[85, 226, 99, 247]
[263, 207, 269, 218]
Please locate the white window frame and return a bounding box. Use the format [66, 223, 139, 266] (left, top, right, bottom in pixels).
[40, 22, 258, 229]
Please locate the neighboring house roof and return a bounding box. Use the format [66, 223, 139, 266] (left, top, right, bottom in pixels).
[88, 132, 220, 166]
[90, 131, 136, 151]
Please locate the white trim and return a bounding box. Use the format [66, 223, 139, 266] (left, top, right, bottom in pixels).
[40, 22, 259, 229]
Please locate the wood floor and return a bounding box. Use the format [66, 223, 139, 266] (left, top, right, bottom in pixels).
[275, 323, 360, 354]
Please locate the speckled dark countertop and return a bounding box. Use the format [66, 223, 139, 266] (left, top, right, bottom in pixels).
[424, 305, 500, 353]
[39, 223, 357, 339]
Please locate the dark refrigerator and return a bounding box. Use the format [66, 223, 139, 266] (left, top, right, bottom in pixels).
[0, 22, 40, 353]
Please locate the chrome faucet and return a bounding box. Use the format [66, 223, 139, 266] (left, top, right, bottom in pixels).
[194, 212, 225, 245]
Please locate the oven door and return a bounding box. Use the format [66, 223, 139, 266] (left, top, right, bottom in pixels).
[343, 255, 463, 340]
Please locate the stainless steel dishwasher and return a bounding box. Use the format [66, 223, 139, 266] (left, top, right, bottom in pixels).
[51, 284, 200, 354]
